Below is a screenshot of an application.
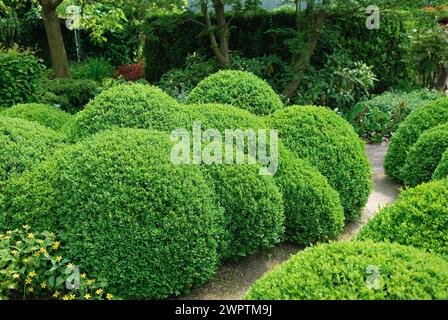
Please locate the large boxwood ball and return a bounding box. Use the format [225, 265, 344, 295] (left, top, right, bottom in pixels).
[244, 241, 448, 300]
[434, 149, 448, 180]
[0, 116, 60, 192]
[185, 70, 283, 115]
[402, 124, 448, 186]
[267, 106, 373, 221]
[384, 97, 448, 181]
[357, 178, 448, 257]
[0, 129, 222, 299]
[1, 103, 72, 131]
[64, 83, 186, 141]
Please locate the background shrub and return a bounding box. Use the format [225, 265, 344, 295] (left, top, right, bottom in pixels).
[384, 97, 448, 181]
[1, 103, 72, 131]
[64, 83, 186, 141]
[358, 178, 448, 257]
[71, 57, 115, 82]
[0, 117, 60, 193]
[0, 46, 45, 108]
[434, 149, 448, 180]
[0, 129, 222, 299]
[38, 78, 98, 114]
[186, 70, 283, 116]
[244, 241, 448, 300]
[345, 89, 442, 143]
[115, 60, 145, 81]
[402, 124, 448, 186]
[267, 106, 372, 221]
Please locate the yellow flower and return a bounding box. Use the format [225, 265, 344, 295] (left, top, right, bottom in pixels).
[25, 278, 32, 285]
[12, 273, 19, 279]
[27, 233, 34, 239]
[16, 240, 22, 245]
[40, 247, 47, 254]
[55, 256, 63, 262]
[67, 263, 73, 269]
[95, 289, 103, 295]
[69, 294, 76, 300]
[41, 282, 47, 289]
[22, 258, 29, 263]
[80, 273, 87, 279]
[11, 250, 18, 255]
[87, 279, 95, 285]
[29, 271, 36, 278]
[62, 295, 69, 301]
[106, 293, 113, 300]
[6, 230, 12, 234]
[34, 252, 40, 257]
[53, 291, 60, 298]
[52, 241, 60, 250]
[84, 293, 91, 300]
[37, 239, 44, 244]
[28, 287, 34, 293]
[23, 225, 30, 230]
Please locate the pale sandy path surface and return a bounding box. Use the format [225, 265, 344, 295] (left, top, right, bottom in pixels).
[179, 143, 401, 300]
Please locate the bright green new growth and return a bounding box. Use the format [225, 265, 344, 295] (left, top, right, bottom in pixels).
[402, 124, 448, 186]
[268, 105, 372, 221]
[434, 149, 448, 180]
[384, 97, 448, 181]
[186, 70, 283, 116]
[64, 83, 186, 141]
[357, 178, 448, 257]
[1, 103, 72, 131]
[0, 129, 221, 299]
[244, 241, 448, 300]
[0, 116, 60, 192]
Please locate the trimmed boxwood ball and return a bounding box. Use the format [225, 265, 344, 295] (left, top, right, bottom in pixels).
[185, 70, 283, 115]
[244, 241, 448, 300]
[402, 124, 448, 186]
[0, 129, 222, 299]
[267, 105, 373, 221]
[64, 83, 186, 141]
[1, 103, 72, 131]
[0, 116, 60, 192]
[434, 149, 448, 180]
[384, 97, 448, 181]
[357, 178, 448, 257]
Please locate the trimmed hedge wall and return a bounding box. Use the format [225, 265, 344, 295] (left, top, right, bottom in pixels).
[434, 149, 448, 180]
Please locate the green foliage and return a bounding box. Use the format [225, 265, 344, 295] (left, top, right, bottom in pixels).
[0, 226, 111, 300]
[275, 148, 345, 244]
[186, 70, 283, 115]
[38, 78, 98, 114]
[0, 116, 60, 193]
[0, 11, 21, 46]
[402, 124, 448, 186]
[345, 89, 443, 143]
[64, 83, 185, 141]
[0, 46, 45, 108]
[71, 57, 115, 82]
[1, 103, 72, 131]
[268, 106, 372, 221]
[434, 149, 448, 180]
[358, 178, 448, 258]
[244, 241, 448, 300]
[0, 129, 222, 299]
[384, 97, 448, 181]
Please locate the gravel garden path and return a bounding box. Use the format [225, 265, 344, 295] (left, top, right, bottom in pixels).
[180, 143, 402, 300]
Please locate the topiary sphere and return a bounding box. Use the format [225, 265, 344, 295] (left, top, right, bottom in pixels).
[357, 178, 448, 257]
[64, 83, 186, 141]
[244, 241, 448, 300]
[0, 116, 60, 192]
[434, 149, 448, 180]
[267, 105, 373, 221]
[185, 70, 283, 116]
[384, 97, 448, 181]
[0, 128, 222, 299]
[1, 103, 72, 131]
[402, 124, 448, 186]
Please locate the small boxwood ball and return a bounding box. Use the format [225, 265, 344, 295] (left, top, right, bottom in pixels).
[244, 241, 448, 300]
[186, 70, 283, 116]
[384, 97, 448, 181]
[358, 178, 448, 257]
[1, 103, 72, 131]
[402, 124, 448, 186]
[0, 128, 222, 299]
[64, 83, 186, 141]
[0, 116, 60, 192]
[267, 105, 373, 221]
[434, 149, 448, 180]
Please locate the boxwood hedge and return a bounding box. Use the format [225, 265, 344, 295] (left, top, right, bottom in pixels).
[245, 241, 448, 300]
[434, 149, 448, 180]
[267, 106, 372, 221]
[357, 178, 448, 257]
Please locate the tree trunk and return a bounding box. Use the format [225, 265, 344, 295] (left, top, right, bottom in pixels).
[435, 66, 448, 94]
[202, 0, 230, 66]
[40, 0, 71, 78]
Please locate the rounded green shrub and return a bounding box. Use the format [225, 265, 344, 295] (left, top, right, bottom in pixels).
[384, 97, 448, 181]
[64, 83, 186, 141]
[0, 129, 222, 299]
[186, 70, 283, 115]
[245, 241, 448, 300]
[434, 149, 448, 180]
[1, 103, 72, 131]
[357, 178, 448, 257]
[267, 105, 373, 221]
[0, 116, 60, 192]
[402, 124, 448, 186]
